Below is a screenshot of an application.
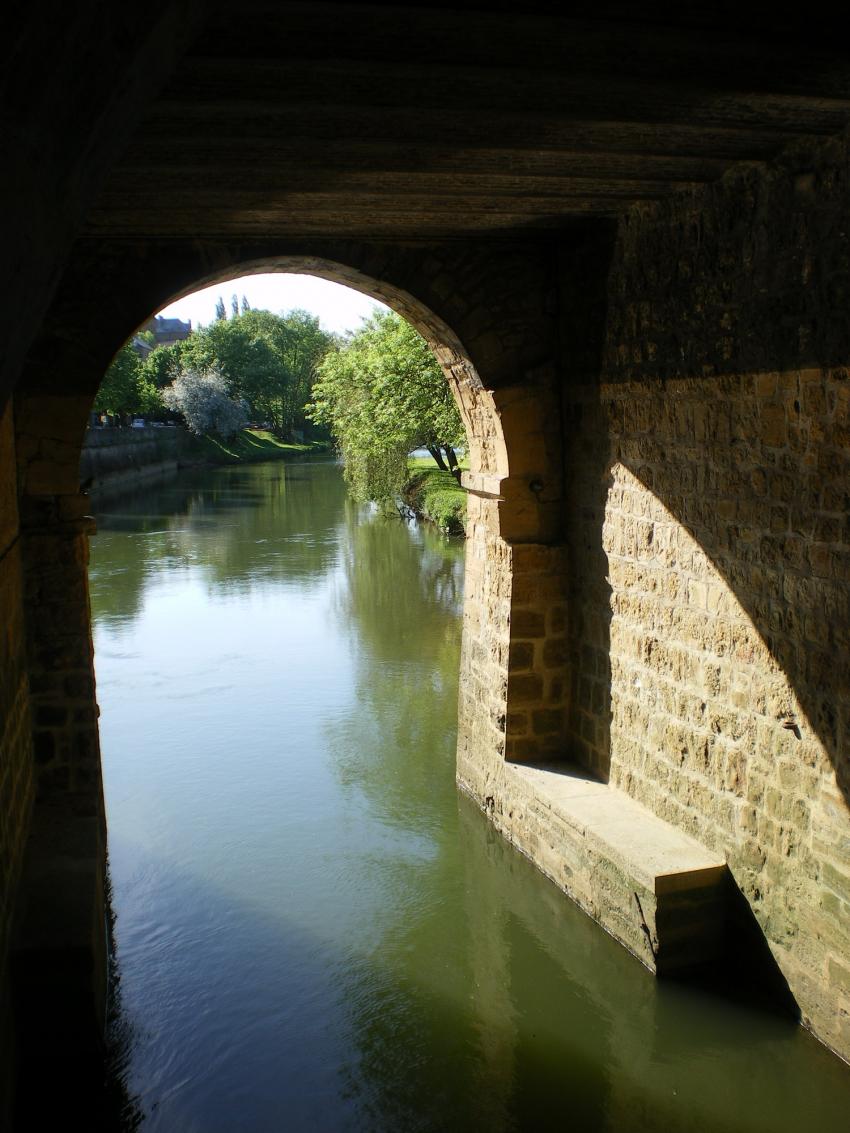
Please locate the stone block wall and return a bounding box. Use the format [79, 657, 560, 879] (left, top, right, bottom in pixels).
[503, 543, 569, 761]
[0, 404, 35, 967]
[18, 493, 101, 808]
[0, 401, 34, 1120]
[457, 493, 511, 800]
[562, 132, 850, 1058]
[457, 505, 569, 795]
[80, 423, 185, 479]
[0, 554, 33, 953]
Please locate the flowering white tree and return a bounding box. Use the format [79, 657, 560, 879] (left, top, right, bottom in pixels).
[162, 367, 248, 437]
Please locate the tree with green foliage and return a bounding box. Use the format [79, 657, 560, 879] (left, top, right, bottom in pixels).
[94, 341, 163, 418]
[139, 308, 332, 438]
[139, 339, 184, 391]
[237, 308, 330, 437]
[307, 310, 465, 503]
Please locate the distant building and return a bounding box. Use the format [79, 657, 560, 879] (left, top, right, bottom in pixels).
[140, 315, 192, 347]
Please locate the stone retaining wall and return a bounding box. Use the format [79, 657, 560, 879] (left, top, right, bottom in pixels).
[80, 425, 188, 491]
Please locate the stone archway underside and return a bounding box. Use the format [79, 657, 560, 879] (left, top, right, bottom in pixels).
[4, 237, 575, 1113]
[3, 141, 850, 1108]
[4, 6, 850, 1124]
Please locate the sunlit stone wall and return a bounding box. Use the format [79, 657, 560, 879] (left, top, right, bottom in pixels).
[563, 133, 850, 1060]
[457, 495, 511, 797]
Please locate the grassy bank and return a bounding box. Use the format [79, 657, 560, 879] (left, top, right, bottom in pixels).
[403, 456, 467, 536]
[186, 428, 328, 464]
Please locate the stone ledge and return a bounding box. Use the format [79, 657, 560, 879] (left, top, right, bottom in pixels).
[461, 469, 504, 499]
[470, 760, 728, 975]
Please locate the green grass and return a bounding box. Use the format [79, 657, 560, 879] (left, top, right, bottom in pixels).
[406, 453, 469, 473]
[186, 428, 327, 464]
[404, 457, 467, 536]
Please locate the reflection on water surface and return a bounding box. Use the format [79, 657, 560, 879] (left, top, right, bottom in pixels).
[89, 460, 850, 1132]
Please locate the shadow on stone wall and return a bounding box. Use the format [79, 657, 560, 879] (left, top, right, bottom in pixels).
[704, 873, 801, 1021]
[557, 221, 848, 1039]
[605, 378, 849, 815]
[558, 225, 617, 782]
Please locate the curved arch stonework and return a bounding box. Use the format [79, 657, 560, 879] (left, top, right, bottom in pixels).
[13, 241, 570, 799]
[6, 240, 571, 1083]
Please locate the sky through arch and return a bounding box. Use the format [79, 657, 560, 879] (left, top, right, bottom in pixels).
[157, 273, 389, 335]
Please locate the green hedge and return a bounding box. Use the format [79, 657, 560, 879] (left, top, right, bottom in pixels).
[404, 464, 467, 535]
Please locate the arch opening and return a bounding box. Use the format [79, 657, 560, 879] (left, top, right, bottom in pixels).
[6, 246, 572, 1117]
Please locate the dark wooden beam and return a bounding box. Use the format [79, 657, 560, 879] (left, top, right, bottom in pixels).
[109, 141, 730, 183]
[190, 4, 850, 101]
[138, 108, 815, 160]
[162, 59, 850, 134]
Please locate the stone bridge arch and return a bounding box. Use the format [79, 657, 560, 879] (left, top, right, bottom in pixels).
[8, 237, 571, 1088]
[5, 2, 850, 1119]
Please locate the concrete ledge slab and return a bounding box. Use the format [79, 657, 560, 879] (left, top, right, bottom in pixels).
[465, 759, 729, 975]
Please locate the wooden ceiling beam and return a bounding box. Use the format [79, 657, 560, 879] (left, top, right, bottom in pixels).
[138, 109, 813, 161]
[98, 170, 706, 197]
[189, 5, 850, 100]
[159, 59, 850, 135]
[111, 141, 730, 182]
[82, 206, 622, 237]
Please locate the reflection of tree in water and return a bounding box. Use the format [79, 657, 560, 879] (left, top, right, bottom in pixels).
[328, 501, 464, 831]
[326, 505, 477, 1129]
[89, 461, 346, 632]
[335, 497, 462, 651]
[326, 501, 616, 1130]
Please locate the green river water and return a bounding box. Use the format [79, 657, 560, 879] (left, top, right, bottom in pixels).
[88, 459, 850, 1132]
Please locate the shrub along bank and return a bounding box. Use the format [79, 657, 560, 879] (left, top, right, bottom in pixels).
[403, 457, 467, 536]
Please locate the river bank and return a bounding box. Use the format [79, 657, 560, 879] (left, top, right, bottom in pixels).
[81, 425, 327, 496]
[403, 457, 467, 535]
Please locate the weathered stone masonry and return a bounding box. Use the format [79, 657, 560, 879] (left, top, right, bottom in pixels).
[0, 404, 35, 1109]
[3, 397, 108, 1123]
[7, 2, 850, 1122]
[560, 132, 850, 1059]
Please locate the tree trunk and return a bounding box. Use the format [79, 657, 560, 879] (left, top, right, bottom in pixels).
[443, 444, 463, 483]
[427, 444, 449, 472]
